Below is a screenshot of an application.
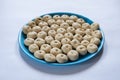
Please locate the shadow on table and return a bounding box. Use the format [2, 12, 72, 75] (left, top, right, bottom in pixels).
[18, 44, 105, 75]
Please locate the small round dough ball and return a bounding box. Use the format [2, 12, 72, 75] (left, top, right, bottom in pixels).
[50, 40, 61, 48]
[61, 44, 72, 54]
[61, 38, 71, 45]
[28, 21, 36, 27]
[61, 15, 69, 20]
[32, 26, 41, 33]
[76, 18, 85, 24]
[29, 44, 39, 53]
[70, 39, 81, 48]
[90, 23, 99, 30]
[34, 50, 45, 59]
[90, 37, 100, 45]
[38, 21, 48, 27]
[85, 29, 93, 35]
[60, 22, 69, 29]
[51, 24, 60, 31]
[92, 30, 102, 39]
[83, 34, 92, 41]
[64, 32, 73, 40]
[81, 40, 89, 47]
[45, 36, 54, 44]
[47, 19, 56, 25]
[57, 28, 66, 34]
[34, 17, 42, 25]
[24, 38, 34, 46]
[72, 22, 81, 29]
[56, 19, 64, 25]
[50, 47, 62, 56]
[48, 30, 56, 38]
[42, 15, 52, 21]
[37, 31, 47, 39]
[34, 38, 45, 47]
[75, 28, 85, 36]
[53, 15, 61, 20]
[66, 20, 74, 26]
[67, 50, 79, 61]
[67, 27, 75, 34]
[87, 43, 98, 53]
[41, 26, 50, 33]
[22, 25, 32, 34]
[73, 34, 83, 42]
[69, 15, 78, 21]
[82, 23, 90, 29]
[55, 33, 64, 41]
[27, 31, 37, 39]
[44, 54, 56, 62]
[56, 54, 68, 63]
[76, 45, 87, 55]
[40, 44, 51, 53]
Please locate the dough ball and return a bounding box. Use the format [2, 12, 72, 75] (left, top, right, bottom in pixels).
[48, 30, 56, 38]
[47, 19, 56, 25]
[90, 23, 99, 30]
[22, 25, 32, 34]
[32, 26, 41, 33]
[61, 44, 72, 54]
[87, 43, 98, 53]
[69, 15, 78, 21]
[73, 34, 83, 42]
[50, 40, 61, 48]
[67, 27, 75, 34]
[50, 47, 62, 56]
[27, 31, 37, 39]
[81, 40, 89, 47]
[53, 15, 61, 20]
[42, 15, 52, 21]
[57, 28, 66, 34]
[64, 32, 73, 40]
[76, 18, 85, 24]
[40, 44, 51, 53]
[66, 20, 74, 26]
[24, 38, 34, 46]
[70, 39, 80, 48]
[44, 54, 56, 62]
[85, 29, 93, 35]
[34, 38, 45, 47]
[29, 44, 39, 53]
[76, 45, 87, 55]
[67, 50, 79, 61]
[37, 31, 47, 39]
[61, 38, 71, 45]
[55, 33, 64, 41]
[51, 24, 60, 31]
[82, 23, 90, 29]
[83, 34, 92, 41]
[38, 21, 48, 27]
[45, 36, 54, 44]
[34, 17, 42, 25]
[41, 26, 50, 33]
[34, 50, 45, 59]
[61, 14, 69, 20]
[60, 22, 69, 29]
[92, 30, 102, 39]
[72, 22, 81, 29]
[28, 21, 36, 27]
[56, 54, 68, 63]
[90, 37, 100, 45]
[75, 28, 85, 36]
[56, 19, 64, 25]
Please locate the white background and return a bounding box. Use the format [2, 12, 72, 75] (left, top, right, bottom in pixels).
[0, 0, 120, 80]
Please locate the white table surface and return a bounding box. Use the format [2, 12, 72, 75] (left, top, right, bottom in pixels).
[0, 0, 120, 80]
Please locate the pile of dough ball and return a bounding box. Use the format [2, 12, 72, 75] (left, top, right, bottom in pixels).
[22, 14, 102, 63]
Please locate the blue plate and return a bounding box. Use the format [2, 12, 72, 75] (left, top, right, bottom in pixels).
[18, 12, 105, 66]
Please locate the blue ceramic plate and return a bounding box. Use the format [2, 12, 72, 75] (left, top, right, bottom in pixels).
[18, 12, 105, 66]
